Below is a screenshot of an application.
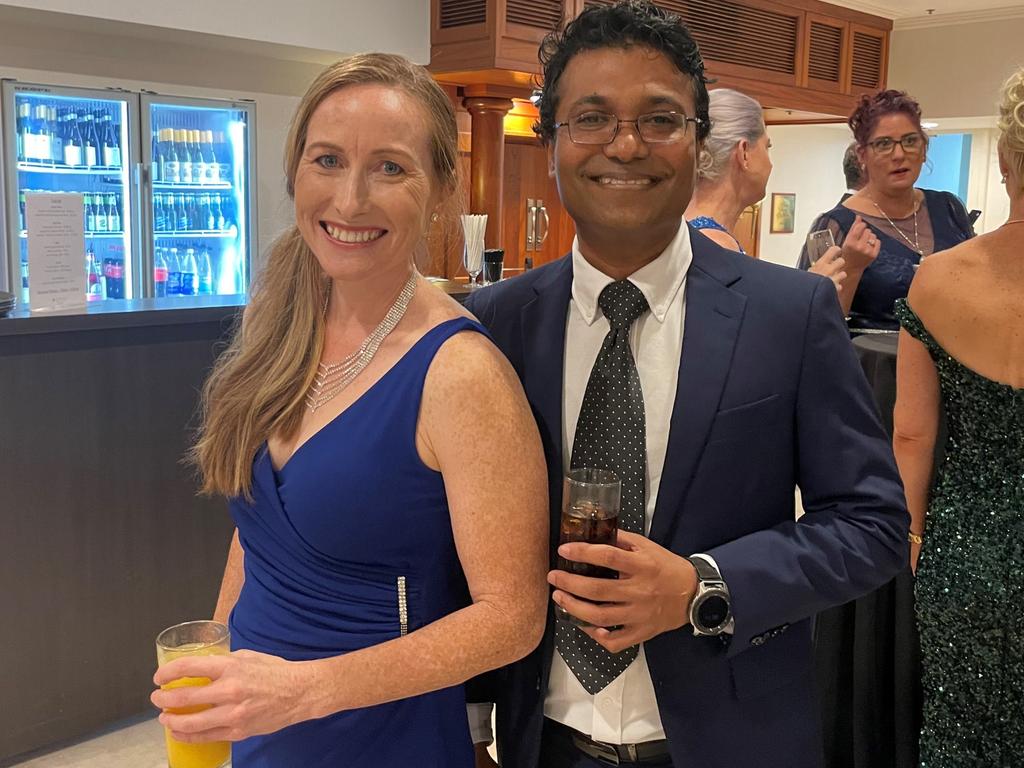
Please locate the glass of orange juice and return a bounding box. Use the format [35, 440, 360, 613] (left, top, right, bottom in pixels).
[155, 620, 231, 768]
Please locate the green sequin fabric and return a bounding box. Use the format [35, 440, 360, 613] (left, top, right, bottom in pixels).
[896, 299, 1024, 767]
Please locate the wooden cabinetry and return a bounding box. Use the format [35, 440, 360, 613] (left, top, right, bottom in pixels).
[431, 0, 891, 115]
[430, 0, 573, 85]
[427, 0, 890, 278]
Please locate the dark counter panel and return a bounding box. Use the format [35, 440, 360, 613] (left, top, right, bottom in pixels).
[0, 308, 240, 763]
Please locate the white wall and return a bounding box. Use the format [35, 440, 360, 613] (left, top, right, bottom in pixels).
[0, 0, 430, 63]
[889, 18, 1024, 119]
[758, 124, 852, 267]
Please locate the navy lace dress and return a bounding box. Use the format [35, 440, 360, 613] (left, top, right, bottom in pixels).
[798, 189, 973, 330]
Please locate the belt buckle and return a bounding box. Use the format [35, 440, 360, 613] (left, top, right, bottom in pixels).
[572, 734, 621, 765]
[595, 744, 621, 766]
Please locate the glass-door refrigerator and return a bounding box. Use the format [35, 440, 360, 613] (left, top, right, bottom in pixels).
[2, 82, 140, 305]
[141, 96, 256, 299]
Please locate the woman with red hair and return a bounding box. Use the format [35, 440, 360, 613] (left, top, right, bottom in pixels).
[799, 90, 974, 329]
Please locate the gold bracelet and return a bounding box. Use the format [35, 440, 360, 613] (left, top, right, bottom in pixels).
[908, 532, 924, 545]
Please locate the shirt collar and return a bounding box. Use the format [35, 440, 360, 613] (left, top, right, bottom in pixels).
[570, 219, 692, 326]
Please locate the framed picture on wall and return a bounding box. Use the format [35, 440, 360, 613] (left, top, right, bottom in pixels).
[770, 193, 796, 234]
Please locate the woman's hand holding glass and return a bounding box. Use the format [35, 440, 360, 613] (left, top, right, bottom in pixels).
[808, 245, 847, 294]
[153, 648, 315, 745]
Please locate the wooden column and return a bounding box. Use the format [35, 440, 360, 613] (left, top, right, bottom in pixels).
[463, 93, 514, 248]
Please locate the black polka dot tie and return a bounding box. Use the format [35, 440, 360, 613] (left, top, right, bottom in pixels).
[556, 279, 649, 694]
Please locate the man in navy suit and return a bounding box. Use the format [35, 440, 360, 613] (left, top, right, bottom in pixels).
[465, 3, 908, 767]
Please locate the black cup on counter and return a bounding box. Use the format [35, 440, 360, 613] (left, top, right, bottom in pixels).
[482, 249, 504, 285]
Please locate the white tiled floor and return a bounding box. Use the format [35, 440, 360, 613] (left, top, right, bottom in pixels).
[10, 717, 166, 768]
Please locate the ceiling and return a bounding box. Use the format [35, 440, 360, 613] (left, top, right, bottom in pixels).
[828, 0, 1024, 22]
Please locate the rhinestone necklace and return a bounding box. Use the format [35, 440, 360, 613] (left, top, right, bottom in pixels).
[305, 271, 417, 413]
[868, 195, 923, 255]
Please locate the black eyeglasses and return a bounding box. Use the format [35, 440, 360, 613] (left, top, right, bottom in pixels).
[555, 110, 704, 145]
[866, 132, 925, 156]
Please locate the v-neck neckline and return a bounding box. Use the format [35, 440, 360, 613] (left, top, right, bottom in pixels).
[268, 317, 465, 475]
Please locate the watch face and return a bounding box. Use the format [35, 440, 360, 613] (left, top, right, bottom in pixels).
[698, 594, 730, 630]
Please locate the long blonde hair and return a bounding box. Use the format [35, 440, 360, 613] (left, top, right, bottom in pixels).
[997, 66, 1024, 191]
[191, 53, 460, 499]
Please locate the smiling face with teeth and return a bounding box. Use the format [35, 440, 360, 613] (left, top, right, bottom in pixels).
[293, 84, 441, 282]
[548, 45, 702, 276]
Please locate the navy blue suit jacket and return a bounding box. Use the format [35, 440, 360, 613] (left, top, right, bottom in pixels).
[464, 227, 908, 768]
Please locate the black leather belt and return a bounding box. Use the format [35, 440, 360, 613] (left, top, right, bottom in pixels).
[548, 720, 671, 765]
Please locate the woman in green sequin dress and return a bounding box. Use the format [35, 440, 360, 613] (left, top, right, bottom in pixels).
[893, 67, 1024, 768]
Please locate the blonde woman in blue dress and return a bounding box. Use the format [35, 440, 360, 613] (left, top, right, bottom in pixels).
[150, 54, 549, 767]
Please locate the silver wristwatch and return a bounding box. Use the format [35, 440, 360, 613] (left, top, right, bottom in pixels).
[687, 554, 734, 636]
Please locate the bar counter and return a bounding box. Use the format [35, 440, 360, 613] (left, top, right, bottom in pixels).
[1, 296, 243, 763]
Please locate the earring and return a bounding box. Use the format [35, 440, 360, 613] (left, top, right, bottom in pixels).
[1002, 173, 1009, 184]
[430, 212, 439, 223]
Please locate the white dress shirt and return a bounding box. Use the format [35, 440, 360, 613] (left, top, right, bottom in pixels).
[467, 221, 696, 747]
[542, 220, 691, 744]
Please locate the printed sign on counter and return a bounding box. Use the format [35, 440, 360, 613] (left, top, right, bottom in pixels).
[25, 193, 86, 313]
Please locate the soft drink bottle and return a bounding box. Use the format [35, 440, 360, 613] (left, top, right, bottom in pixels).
[95, 194, 108, 233]
[211, 194, 225, 231]
[176, 193, 189, 232]
[197, 247, 213, 295]
[180, 248, 198, 296]
[103, 257, 125, 300]
[166, 247, 182, 296]
[86, 246, 104, 301]
[84, 193, 96, 232]
[154, 247, 169, 297]
[153, 195, 164, 232]
[201, 194, 214, 231]
[107, 193, 120, 233]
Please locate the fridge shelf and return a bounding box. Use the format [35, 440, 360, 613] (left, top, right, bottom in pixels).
[155, 230, 236, 239]
[20, 231, 125, 238]
[18, 162, 124, 176]
[153, 181, 232, 190]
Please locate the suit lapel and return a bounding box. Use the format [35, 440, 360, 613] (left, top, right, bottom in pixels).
[520, 257, 573, 563]
[648, 235, 747, 545]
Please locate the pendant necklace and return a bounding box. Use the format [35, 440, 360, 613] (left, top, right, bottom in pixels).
[305, 271, 417, 413]
[868, 195, 923, 256]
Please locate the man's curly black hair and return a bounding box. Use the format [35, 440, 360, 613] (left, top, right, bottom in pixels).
[534, 0, 711, 145]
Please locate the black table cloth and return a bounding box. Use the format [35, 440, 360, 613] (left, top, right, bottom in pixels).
[814, 332, 922, 768]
